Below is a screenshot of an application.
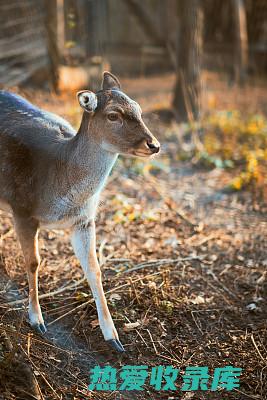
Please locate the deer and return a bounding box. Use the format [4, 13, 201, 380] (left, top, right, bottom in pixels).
[0, 72, 160, 352]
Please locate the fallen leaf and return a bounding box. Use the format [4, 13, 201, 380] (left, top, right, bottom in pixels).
[109, 293, 121, 302]
[246, 303, 257, 311]
[123, 321, 141, 332]
[76, 292, 89, 301]
[90, 319, 99, 328]
[190, 295, 205, 304]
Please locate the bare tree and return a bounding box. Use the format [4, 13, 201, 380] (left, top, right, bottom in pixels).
[172, 0, 203, 123]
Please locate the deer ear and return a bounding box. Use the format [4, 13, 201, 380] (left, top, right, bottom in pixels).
[102, 71, 121, 90]
[77, 91, 97, 112]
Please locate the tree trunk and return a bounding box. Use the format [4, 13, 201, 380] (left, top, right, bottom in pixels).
[172, 0, 203, 123]
[44, 0, 59, 91]
[232, 0, 248, 85]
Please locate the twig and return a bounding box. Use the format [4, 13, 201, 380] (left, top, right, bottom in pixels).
[31, 350, 88, 391]
[47, 272, 162, 326]
[158, 341, 182, 363]
[0, 325, 73, 355]
[185, 232, 218, 247]
[156, 352, 181, 365]
[201, 264, 240, 301]
[46, 300, 81, 317]
[165, 197, 197, 228]
[191, 311, 203, 334]
[36, 276, 86, 300]
[251, 334, 266, 363]
[1, 257, 132, 307]
[123, 256, 203, 274]
[146, 329, 158, 355]
[20, 347, 60, 399]
[104, 257, 132, 263]
[2, 257, 201, 308]
[129, 277, 141, 304]
[136, 330, 149, 348]
[47, 301, 91, 326]
[1, 277, 86, 307]
[142, 167, 197, 228]
[233, 389, 261, 399]
[124, 315, 148, 347]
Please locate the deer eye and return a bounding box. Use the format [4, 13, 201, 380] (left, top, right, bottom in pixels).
[107, 112, 119, 122]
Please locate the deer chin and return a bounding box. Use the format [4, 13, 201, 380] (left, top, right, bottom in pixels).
[131, 149, 155, 158]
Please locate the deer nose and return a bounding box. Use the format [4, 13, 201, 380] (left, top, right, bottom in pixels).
[146, 141, 160, 153]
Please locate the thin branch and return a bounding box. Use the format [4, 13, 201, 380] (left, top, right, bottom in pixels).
[47, 272, 162, 326]
[251, 334, 266, 363]
[123, 256, 203, 274]
[1, 277, 86, 307]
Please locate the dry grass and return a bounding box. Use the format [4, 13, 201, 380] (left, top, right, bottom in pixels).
[0, 73, 267, 399]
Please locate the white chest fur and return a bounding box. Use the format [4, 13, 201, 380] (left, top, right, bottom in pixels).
[40, 151, 118, 230]
[40, 191, 100, 230]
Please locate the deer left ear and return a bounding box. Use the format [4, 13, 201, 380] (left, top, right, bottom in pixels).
[102, 71, 121, 90]
[77, 91, 97, 112]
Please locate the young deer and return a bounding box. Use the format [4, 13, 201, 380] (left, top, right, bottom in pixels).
[0, 72, 160, 352]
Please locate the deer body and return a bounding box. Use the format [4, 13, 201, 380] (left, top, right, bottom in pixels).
[0, 72, 160, 352]
[0, 91, 116, 227]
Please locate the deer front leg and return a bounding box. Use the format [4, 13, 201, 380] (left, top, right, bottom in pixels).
[71, 220, 125, 352]
[13, 215, 46, 334]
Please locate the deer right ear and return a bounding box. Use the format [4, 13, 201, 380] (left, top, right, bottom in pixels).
[77, 91, 97, 113]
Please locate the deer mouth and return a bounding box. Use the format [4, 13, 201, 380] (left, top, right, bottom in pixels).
[134, 143, 160, 157]
[132, 149, 157, 157]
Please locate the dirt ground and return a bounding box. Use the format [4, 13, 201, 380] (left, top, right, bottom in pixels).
[0, 73, 266, 399]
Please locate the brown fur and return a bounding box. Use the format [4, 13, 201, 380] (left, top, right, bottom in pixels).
[0, 72, 160, 349]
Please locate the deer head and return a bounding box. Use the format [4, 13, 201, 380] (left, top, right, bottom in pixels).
[77, 72, 160, 157]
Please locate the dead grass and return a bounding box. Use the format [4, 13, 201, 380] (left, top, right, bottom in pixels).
[0, 72, 267, 399]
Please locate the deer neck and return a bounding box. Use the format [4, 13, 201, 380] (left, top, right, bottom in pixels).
[61, 113, 118, 200]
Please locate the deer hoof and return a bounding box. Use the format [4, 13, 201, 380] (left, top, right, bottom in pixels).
[32, 322, 47, 335]
[106, 338, 125, 353]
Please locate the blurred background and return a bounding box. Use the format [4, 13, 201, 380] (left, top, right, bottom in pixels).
[0, 2, 267, 399]
[0, 0, 267, 197]
[1, 0, 267, 88]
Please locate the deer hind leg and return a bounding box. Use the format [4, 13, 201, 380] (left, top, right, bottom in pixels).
[13, 215, 46, 334]
[71, 220, 125, 352]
